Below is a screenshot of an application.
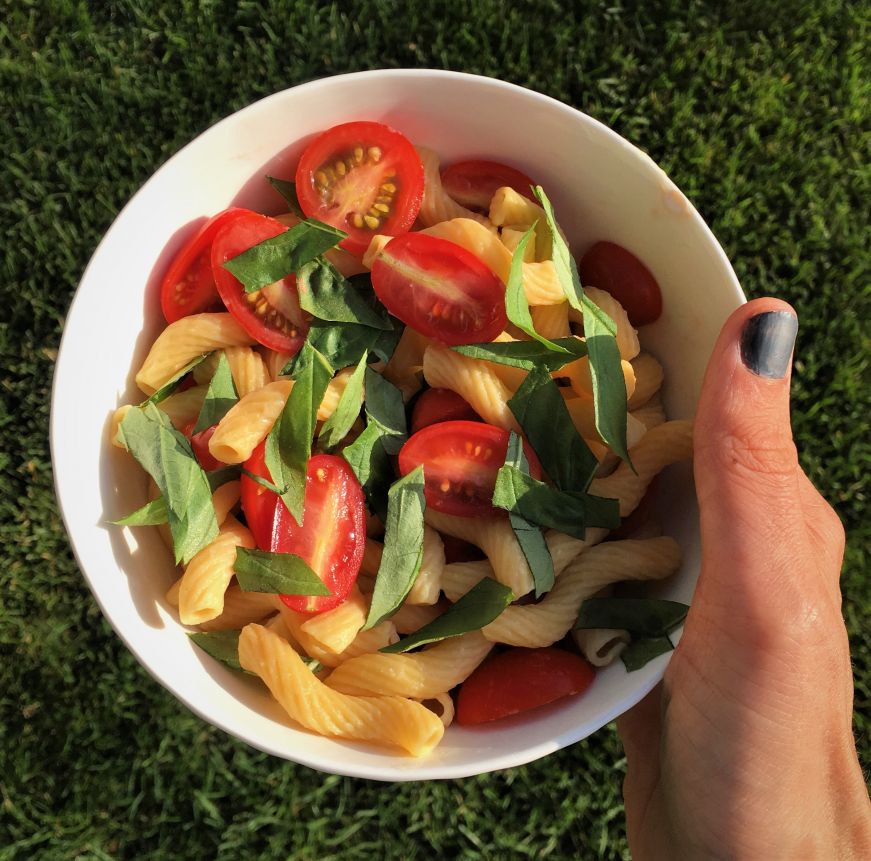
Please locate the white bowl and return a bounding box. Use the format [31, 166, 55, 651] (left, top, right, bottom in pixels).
[51, 69, 744, 781]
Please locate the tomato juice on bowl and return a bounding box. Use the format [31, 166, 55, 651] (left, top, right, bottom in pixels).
[51, 69, 743, 781]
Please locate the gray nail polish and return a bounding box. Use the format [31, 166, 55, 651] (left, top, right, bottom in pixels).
[740, 311, 798, 379]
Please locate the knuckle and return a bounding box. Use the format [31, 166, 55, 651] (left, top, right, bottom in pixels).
[702, 422, 799, 486]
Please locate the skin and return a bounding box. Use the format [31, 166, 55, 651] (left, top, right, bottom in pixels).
[617, 298, 871, 860]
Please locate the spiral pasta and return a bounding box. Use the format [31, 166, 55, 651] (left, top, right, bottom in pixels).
[415, 147, 491, 228]
[198, 584, 277, 632]
[628, 353, 664, 409]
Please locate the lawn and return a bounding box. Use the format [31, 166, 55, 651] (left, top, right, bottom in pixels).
[1, 1, 868, 858]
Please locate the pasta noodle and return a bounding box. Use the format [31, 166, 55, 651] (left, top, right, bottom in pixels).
[531, 302, 571, 338]
[419, 692, 455, 729]
[298, 585, 367, 655]
[381, 327, 430, 400]
[628, 353, 664, 409]
[390, 600, 446, 634]
[262, 349, 292, 381]
[415, 147, 491, 228]
[631, 393, 667, 431]
[198, 584, 277, 632]
[570, 286, 640, 360]
[238, 624, 444, 757]
[223, 346, 270, 396]
[573, 627, 632, 667]
[406, 525, 445, 605]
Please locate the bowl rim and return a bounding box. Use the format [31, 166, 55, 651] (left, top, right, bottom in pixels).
[50, 68, 743, 781]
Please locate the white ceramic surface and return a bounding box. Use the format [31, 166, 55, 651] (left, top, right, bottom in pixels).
[51, 69, 744, 781]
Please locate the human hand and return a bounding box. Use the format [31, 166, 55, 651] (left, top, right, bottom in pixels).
[617, 298, 871, 859]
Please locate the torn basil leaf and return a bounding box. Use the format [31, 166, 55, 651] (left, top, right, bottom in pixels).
[621, 635, 675, 671]
[363, 466, 426, 630]
[223, 219, 346, 293]
[380, 577, 514, 653]
[264, 342, 332, 522]
[363, 367, 407, 455]
[341, 421, 394, 523]
[192, 352, 239, 434]
[318, 351, 367, 451]
[508, 366, 598, 491]
[188, 630, 248, 672]
[117, 404, 218, 565]
[534, 186, 631, 465]
[576, 598, 689, 637]
[234, 547, 330, 596]
[240, 468, 284, 495]
[452, 337, 587, 371]
[140, 352, 212, 406]
[267, 176, 304, 218]
[502, 433, 554, 597]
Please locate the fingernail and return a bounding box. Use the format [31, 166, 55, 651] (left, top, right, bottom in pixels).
[740, 311, 798, 379]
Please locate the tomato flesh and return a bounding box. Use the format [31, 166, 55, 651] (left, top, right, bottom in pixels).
[579, 241, 663, 327]
[456, 647, 596, 725]
[398, 421, 542, 518]
[371, 234, 507, 346]
[410, 388, 480, 435]
[160, 208, 244, 323]
[295, 121, 424, 256]
[211, 210, 309, 354]
[441, 160, 536, 213]
[241, 445, 365, 613]
[182, 421, 223, 472]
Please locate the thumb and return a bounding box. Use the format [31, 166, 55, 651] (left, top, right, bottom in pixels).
[692, 298, 805, 620]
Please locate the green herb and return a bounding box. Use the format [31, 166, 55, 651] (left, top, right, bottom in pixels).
[341, 422, 394, 522]
[621, 635, 674, 671]
[452, 338, 587, 371]
[116, 404, 217, 564]
[140, 352, 212, 406]
[380, 577, 514, 653]
[502, 433, 554, 597]
[318, 351, 367, 451]
[234, 547, 330, 596]
[534, 186, 631, 464]
[296, 257, 392, 330]
[363, 466, 426, 630]
[576, 598, 689, 636]
[508, 366, 598, 491]
[264, 342, 332, 522]
[192, 352, 239, 434]
[492, 464, 620, 538]
[363, 367, 407, 455]
[188, 630, 247, 672]
[281, 320, 401, 377]
[267, 176, 303, 218]
[223, 219, 347, 293]
[240, 469, 284, 495]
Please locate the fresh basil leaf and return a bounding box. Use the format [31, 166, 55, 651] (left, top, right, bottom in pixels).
[493, 465, 620, 537]
[576, 598, 689, 637]
[112, 496, 168, 526]
[508, 366, 598, 491]
[267, 176, 304, 218]
[621, 635, 674, 671]
[188, 630, 248, 672]
[534, 186, 631, 464]
[363, 367, 407, 455]
[281, 320, 401, 377]
[264, 342, 332, 521]
[364, 466, 426, 630]
[234, 547, 330, 596]
[192, 352, 239, 434]
[380, 577, 514, 653]
[318, 351, 367, 451]
[505, 223, 576, 353]
[502, 433, 554, 598]
[140, 352, 212, 406]
[205, 465, 243, 491]
[452, 337, 587, 371]
[240, 468, 284, 495]
[296, 257, 392, 330]
[341, 422, 394, 522]
[117, 404, 218, 565]
[223, 219, 347, 293]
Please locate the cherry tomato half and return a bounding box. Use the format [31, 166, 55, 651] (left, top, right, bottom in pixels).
[398, 421, 542, 518]
[410, 388, 481, 435]
[579, 241, 663, 327]
[181, 421, 223, 472]
[160, 208, 244, 323]
[371, 234, 507, 346]
[241, 444, 365, 614]
[456, 647, 596, 725]
[295, 121, 424, 256]
[211, 210, 309, 354]
[440, 160, 536, 213]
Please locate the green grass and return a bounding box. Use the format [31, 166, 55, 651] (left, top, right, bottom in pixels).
[1, 1, 868, 858]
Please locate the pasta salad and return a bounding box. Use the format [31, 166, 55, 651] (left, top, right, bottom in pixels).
[111, 120, 692, 758]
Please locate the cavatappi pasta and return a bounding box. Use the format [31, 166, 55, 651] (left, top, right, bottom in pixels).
[110, 125, 689, 757]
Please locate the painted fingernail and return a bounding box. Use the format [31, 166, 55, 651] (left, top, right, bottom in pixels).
[740, 311, 798, 379]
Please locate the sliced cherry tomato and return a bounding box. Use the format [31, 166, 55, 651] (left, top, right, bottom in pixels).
[295, 121, 424, 256]
[579, 241, 663, 327]
[211, 209, 309, 354]
[456, 647, 596, 725]
[410, 388, 481, 435]
[440, 159, 536, 213]
[398, 421, 542, 518]
[241, 445, 365, 613]
[160, 208, 245, 323]
[181, 421, 223, 472]
[371, 234, 507, 346]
